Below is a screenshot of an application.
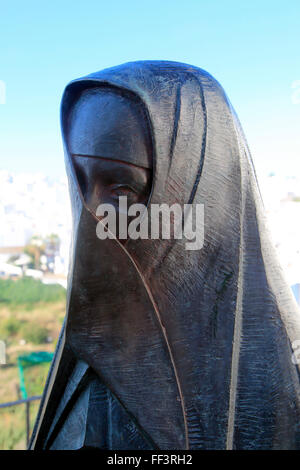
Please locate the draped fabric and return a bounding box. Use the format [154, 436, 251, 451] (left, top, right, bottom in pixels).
[30, 61, 300, 450]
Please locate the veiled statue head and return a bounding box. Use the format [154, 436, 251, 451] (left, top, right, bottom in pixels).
[67, 87, 153, 241]
[30, 61, 300, 450]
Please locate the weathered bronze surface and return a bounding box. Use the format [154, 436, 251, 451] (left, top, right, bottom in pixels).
[30, 61, 300, 450]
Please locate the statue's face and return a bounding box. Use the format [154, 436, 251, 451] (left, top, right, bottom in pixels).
[67, 89, 152, 241]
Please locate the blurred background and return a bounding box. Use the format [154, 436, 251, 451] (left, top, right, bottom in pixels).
[0, 0, 299, 449]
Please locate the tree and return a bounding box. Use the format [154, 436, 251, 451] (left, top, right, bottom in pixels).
[24, 236, 45, 269]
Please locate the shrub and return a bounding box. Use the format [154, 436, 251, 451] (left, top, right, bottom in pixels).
[0, 277, 66, 307]
[0, 317, 21, 340]
[20, 324, 49, 345]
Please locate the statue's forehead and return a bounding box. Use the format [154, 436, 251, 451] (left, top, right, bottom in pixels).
[67, 88, 152, 169]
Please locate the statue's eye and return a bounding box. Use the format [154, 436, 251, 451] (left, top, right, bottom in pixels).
[110, 184, 137, 198]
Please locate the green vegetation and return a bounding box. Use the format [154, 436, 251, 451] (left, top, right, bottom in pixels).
[0, 277, 66, 307]
[0, 318, 49, 345]
[0, 279, 66, 449]
[0, 317, 21, 339]
[20, 324, 49, 345]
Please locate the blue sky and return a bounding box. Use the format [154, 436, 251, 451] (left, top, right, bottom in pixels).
[0, 0, 299, 179]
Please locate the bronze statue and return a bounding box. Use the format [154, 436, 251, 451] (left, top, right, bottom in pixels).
[30, 61, 300, 450]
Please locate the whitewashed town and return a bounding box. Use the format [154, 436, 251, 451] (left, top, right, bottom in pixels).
[0, 168, 299, 303]
[0, 170, 71, 288]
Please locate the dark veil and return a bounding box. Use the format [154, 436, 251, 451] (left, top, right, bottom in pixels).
[30, 61, 300, 450]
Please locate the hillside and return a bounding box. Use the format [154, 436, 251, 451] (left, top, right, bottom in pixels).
[0, 277, 66, 449]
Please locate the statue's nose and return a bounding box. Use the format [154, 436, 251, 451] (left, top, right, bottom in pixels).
[82, 182, 103, 215]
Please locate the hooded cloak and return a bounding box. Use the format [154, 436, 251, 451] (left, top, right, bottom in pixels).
[30, 61, 300, 450]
